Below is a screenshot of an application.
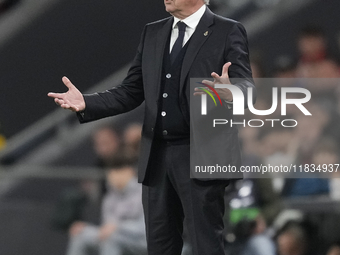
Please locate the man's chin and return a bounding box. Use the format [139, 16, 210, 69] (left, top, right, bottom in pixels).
[165, 6, 174, 14]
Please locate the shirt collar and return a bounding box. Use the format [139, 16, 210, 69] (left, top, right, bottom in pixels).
[173, 4, 206, 30]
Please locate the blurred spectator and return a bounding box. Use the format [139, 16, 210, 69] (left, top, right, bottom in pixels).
[66, 153, 146, 255]
[92, 125, 121, 168]
[296, 26, 339, 78]
[287, 103, 330, 165]
[122, 123, 142, 163]
[228, 178, 281, 226]
[51, 125, 122, 232]
[327, 242, 340, 255]
[312, 138, 339, 167]
[228, 213, 275, 255]
[232, 17, 340, 255]
[281, 177, 329, 198]
[226, 178, 280, 255]
[259, 128, 296, 168]
[311, 138, 340, 200]
[239, 126, 262, 166]
[281, 138, 334, 198]
[276, 222, 309, 255]
[239, 216, 276, 255]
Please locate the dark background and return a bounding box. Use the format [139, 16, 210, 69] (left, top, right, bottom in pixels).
[2, 0, 340, 138]
[0, 0, 167, 138]
[1, 1, 340, 255]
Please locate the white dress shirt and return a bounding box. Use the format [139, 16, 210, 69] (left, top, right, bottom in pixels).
[169, 4, 206, 52]
[169, 5, 233, 105]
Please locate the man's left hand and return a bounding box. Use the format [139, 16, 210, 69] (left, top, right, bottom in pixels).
[194, 62, 233, 102]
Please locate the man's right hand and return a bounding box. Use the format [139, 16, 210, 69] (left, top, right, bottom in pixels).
[48, 76, 86, 112]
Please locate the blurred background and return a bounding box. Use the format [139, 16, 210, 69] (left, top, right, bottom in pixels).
[1, 0, 340, 254]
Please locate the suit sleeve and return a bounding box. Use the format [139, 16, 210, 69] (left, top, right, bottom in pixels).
[224, 22, 256, 108]
[77, 26, 147, 123]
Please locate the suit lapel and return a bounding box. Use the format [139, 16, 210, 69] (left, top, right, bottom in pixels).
[154, 17, 173, 99]
[180, 7, 215, 94]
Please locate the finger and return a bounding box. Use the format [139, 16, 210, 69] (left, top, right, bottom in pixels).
[211, 72, 221, 83]
[55, 98, 65, 105]
[61, 103, 70, 109]
[61, 103, 79, 112]
[195, 86, 212, 93]
[61, 104, 79, 112]
[62, 76, 75, 90]
[48, 92, 64, 99]
[195, 88, 211, 94]
[221, 62, 232, 78]
[194, 87, 209, 91]
[55, 98, 60, 106]
[201, 80, 215, 86]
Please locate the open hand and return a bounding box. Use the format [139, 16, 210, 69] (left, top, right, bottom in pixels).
[48, 76, 85, 112]
[194, 62, 233, 102]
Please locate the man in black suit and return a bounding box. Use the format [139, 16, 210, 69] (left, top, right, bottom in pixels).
[48, 0, 255, 254]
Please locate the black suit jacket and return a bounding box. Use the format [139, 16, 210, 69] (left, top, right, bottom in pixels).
[78, 7, 255, 183]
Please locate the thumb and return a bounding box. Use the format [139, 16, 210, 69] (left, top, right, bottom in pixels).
[221, 62, 232, 78]
[62, 76, 74, 90]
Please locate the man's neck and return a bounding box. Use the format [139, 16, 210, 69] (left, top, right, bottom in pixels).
[172, 3, 205, 20]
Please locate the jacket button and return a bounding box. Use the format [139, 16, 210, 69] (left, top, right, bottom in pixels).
[151, 128, 154, 132]
[163, 130, 168, 135]
[166, 73, 171, 79]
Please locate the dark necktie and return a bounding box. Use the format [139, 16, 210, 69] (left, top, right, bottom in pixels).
[170, 21, 187, 64]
